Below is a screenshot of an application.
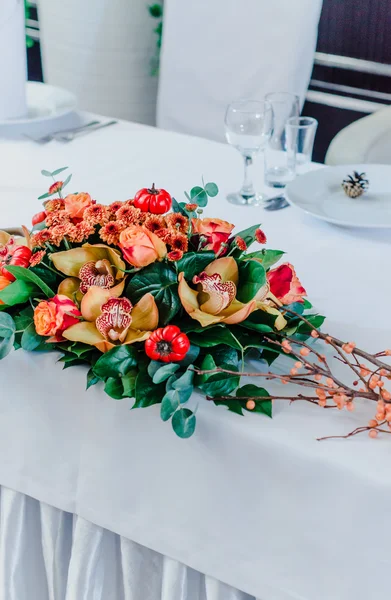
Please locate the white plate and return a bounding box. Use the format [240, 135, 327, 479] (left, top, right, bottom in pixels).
[285, 164, 391, 228]
[0, 82, 77, 126]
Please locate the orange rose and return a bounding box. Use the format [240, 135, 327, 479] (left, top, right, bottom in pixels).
[267, 263, 306, 305]
[0, 275, 10, 305]
[34, 294, 81, 341]
[64, 193, 93, 220]
[119, 225, 167, 268]
[192, 218, 234, 253]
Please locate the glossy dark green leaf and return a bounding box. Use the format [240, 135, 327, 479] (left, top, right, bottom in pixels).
[133, 368, 165, 408]
[303, 298, 313, 310]
[0, 280, 37, 306]
[189, 326, 242, 350]
[204, 182, 219, 197]
[5, 265, 54, 297]
[171, 198, 188, 217]
[197, 355, 240, 397]
[237, 384, 272, 417]
[126, 263, 180, 324]
[30, 264, 59, 289]
[233, 223, 262, 249]
[244, 249, 285, 269]
[297, 314, 326, 333]
[176, 251, 215, 280]
[104, 377, 124, 399]
[86, 368, 100, 390]
[93, 345, 138, 379]
[149, 3, 163, 17]
[122, 370, 137, 397]
[172, 408, 196, 438]
[236, 260, 266, 303]
[0, 313, 16, 359]
[13, 306, 34, 331]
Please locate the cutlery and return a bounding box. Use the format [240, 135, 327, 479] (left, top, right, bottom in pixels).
[25, 120, 101, 144]
[264, 196, 290, 211]
[56, 120, 118, 142]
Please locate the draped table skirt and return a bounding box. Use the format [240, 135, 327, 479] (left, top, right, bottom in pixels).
[0, 486, 259, 600]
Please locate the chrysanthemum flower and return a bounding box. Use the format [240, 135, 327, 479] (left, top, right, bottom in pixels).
[29, 250, 46, 267]
[68, 222, 96, 244]
[255, 228, 267, 244]
[168, 232, 188, 252]
[184, 203, 198, 212]
[234, 236, 247, 251]
[99, 221, 122, 246]
[31, 229, 51, 248]
[48, 181, 63, 195]
[45, 198, 65, 213]
[167, 250, 184, 262]
[108, 201, 124, 214]
[50, 223, 73, 246]
[115, 203, 143, 226]
[83, 204, 110, 226]
[45, 210, 71, 227]
[144, 214, 166, 233]
[154, 228, 172, 243]
[166, 213, 189, 234]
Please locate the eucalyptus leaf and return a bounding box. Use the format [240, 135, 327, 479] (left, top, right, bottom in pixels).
[160, 390, 180, 421]
[152, 362, 180, 384]
[41, 169, 52, 177]
[21, 322, 44, 351]
[204, 182, 219, 197]
[38, 192, 51, 200]
[147, 360, 163, 379]
[190, 186, 208, 207]
[171, 198, 188, 217]
[51, 166, 69, 176]
[61, 173, 72, 190]
[172, 408, 196, 438]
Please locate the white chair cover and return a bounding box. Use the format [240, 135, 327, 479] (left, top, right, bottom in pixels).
[0, 486, 259, 600]
[157, 0, 323, 141]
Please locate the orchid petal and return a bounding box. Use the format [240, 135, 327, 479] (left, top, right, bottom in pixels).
[131, 293, 159, 331]
[63, 321, 103, 345]
[204, 257, 239, 284]
[178, 272, 200, 313]
[57, 277, 81, 301]
[220, 299, 258, 324]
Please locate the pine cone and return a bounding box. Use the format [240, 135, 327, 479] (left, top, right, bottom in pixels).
[342, 171, 369, 198]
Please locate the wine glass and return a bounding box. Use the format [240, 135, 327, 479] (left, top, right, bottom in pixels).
[225, 100, 273, 206]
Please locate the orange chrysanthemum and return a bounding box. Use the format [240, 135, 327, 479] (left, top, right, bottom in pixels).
[31, 229, 51, 248]
[184, 203, 198, 212]
[99, 221, 122, 245]
[49, 223, 73, 246]
[168, 232, 188, 252]
[154, 228, 172, 243]
[255, 228, 267, 244]
[45, 198, 65, 213]
[48, 181, 63, 195]
[83, 204, 110, 226]
[144, 214, 167, 233]
[29, 250, 46, 267]
[109, 201, 124, 214]
[166, 213, 189, 234]
[235, 236, 247, 251]
[68, 222, 96, 244]
[167, 250, 184, 262]
[45, 210, 70, 227]
[116, 203, 143, 226]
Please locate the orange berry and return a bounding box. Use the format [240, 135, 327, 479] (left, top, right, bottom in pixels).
[290, 368, 298, 376]
[326, 378, 334, 387]
[385, 350, 391, 356]
[311, 330, 319, 338]
[358, 387, 367, 393]
[246, 400, 256, 410]
[318, 399, 326, 407]
[369, 430, 378, 439]
[380, 369, 388, 377]
[382, 390, 391, 401]
[346, 402, 355, 412]
[300, 347, 310, 357]
[368, 420, 378, 428]
[314, 374, 322, 382]
[378, 381, 384, 388]
[294, 361, 302, 369]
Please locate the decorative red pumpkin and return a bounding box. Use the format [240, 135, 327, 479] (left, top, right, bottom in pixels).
[145, 325, 190, 363]
[133, 183, 172, 214]
[0, 239, 32, 281]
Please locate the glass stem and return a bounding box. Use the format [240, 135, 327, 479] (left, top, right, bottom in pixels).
[240, 155, 255, 199]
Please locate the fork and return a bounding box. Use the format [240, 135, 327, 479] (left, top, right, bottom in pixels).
[56, 120, 118, 142]
[25, 120, 101, 144]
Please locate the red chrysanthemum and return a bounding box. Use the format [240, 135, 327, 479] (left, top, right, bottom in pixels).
[166, 213, 189, 234]
[83, 204, 110, 226]
[144, 214, 167, 233]
[45, 210, 70, 227]
[67, 222, 96, 244]
[234, 236, 247, 251]
[45, 198, 65, 213]
[168, 232, 188, 252]
[99, 221, 122, 245]
[29, 250, 46, 267]
[184, 203, 198, 212]
[167, 250, 184, 262]
[31, 229, 51, 248]
[48, 181, 63, 195]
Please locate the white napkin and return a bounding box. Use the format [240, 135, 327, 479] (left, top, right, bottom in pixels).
[0, 0, 27, 120]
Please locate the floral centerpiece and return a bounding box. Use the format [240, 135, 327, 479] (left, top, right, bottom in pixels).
[1, 168, 391, 440]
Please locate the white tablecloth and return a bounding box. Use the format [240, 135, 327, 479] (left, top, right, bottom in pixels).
[157, 0, 323, 140]
[1, 118, 391, 600]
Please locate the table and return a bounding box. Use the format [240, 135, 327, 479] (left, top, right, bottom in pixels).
[1, 116, 391, 600]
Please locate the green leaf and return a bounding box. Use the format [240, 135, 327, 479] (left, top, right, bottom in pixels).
[149, 3, 163, 17]
[303, 298, 313, 310]
[152, 362, 180, 384]
[169, 367, 194, 403]
[212, 345, 240, 368]
[244, 249, 285, 269]
[147, 360, 163, 379]
[297, 314, 325, 334]
[5, 265, 54, 297]
[30, 264, 59, 289]
[241, 307, 279, 332]
[86, 368, 100, 390]
[237, 384, 272, 417]
[14, 306, 34, 330]
[0, 280, 37, 306]
[233, 223, 262, 249]
[190, 186, 208, 207]
[177, 343, 200, 366]
[51, 166, 69, 176]
[104, 377, 124, 399]
[204, 182, 219, 197]
[21, 322, 44, 351]
[189, 326, 242, 350]
[236, 261, 266, 303]
[93, 345, 138, 379]
[61, 173, 72, 190]
[176, 251, 216, 280]
[172, 408, 196, 438]
[197, 354, 240, 397]
[122, 370, 137, 397]
[0, 313, 16, 359]
[133, 368, 166, 408]
[171, 198, 188, 217]
[38, 192, 51, 200]
[41, 169, 53, 177]
[160, 390, 180, 421]
[126, 263, 180, 324]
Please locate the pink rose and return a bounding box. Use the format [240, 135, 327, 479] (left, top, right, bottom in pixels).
[192, 218, 234, 254]
[267, 263, 306, 304]
[34, 294, 81, 341]
[119, 225, 167, 268]
[64, 193, 93, 220]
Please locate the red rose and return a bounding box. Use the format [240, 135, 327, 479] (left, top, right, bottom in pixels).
[267, 263, 306, 304]
[34, 294, 81, 342]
